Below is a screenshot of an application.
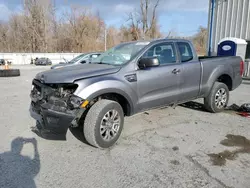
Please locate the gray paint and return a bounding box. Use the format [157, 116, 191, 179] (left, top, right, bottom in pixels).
[34, 39, 242, 116]
[199, 56, 240, 96]
[35, 64, 121, 84]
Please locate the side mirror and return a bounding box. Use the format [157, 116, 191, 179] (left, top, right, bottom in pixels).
[138, 57, 160, 69]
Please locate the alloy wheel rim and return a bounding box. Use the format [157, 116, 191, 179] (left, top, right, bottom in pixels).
[215, 88, 227, 109]
[100, 109, 121, 141]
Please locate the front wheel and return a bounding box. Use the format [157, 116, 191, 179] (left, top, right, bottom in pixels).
[83, 100, 124, 148]
[204, 82, 229, 113]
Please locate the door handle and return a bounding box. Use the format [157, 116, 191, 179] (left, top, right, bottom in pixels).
[172, 69, 181, 74]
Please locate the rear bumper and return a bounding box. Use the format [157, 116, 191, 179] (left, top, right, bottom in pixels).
[30, 101, 76, 140]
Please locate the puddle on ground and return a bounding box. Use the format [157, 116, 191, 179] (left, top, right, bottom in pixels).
[208, 134, 250, 166]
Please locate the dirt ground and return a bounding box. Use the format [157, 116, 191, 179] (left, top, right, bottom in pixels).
[0, 65, 250, 188]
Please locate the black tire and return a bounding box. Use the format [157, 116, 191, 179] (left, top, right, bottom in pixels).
[0, 69, 20, 77]
[204, 81, 229, 113]
[84, 99, 124, 148]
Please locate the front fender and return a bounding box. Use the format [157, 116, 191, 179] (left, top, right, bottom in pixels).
[74, 79, 138, 114]
[202, 65, 233, 96]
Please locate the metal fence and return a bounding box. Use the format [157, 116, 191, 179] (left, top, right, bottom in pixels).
[0, 53, 82, 65]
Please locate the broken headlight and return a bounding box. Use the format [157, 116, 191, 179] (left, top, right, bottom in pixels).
[68, 95, 84, 109]
[52, 84, 78, 98]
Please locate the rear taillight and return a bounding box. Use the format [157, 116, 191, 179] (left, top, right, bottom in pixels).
[240, 60, 244, 76]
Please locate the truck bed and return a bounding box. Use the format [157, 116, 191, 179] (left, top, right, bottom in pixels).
[198, 55, 235, 60]
[198, 55, 243, 97]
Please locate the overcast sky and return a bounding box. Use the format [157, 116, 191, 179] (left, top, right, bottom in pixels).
[0, 0, 209, 36]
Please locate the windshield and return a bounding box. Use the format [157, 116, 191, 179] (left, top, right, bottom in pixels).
[92, 41, 150, 65]
[68, 54, 86, 64]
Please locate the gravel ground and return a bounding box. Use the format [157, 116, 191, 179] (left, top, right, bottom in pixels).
[0, 65, 250, 188]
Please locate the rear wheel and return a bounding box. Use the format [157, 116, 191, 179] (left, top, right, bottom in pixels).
[83, 100, 124, 148]
[204, 82, 229, 113]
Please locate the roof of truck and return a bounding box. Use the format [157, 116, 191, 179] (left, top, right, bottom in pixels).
[152, 38, 191, 43]
[121, 38, 191, 45]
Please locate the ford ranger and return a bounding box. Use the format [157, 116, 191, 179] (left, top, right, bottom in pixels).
[29, 39, 244, 148]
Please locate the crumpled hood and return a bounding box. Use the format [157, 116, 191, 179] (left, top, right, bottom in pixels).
[35, 64, 121, 84]
[51, 62, 68, 69]
[51, 63, 71, 69]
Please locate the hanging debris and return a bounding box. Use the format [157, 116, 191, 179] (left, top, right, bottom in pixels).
[225, 103, 250, 118]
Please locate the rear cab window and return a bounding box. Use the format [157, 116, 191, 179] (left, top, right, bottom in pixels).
[177, 42, 194, 62]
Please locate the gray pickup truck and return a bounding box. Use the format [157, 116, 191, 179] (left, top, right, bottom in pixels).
[30, 39, 244, 148]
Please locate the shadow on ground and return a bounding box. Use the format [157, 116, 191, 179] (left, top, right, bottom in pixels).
[31, 127, 67, 141]
[69, 127, 92, 147]
[0, 137, 40, 188]
[30, 121, 68, 141]
[31, 126, 91, 146]
[179, 101, 207, 112]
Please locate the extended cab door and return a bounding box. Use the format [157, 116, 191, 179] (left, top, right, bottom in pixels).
[176, 42, 201, 102]
[136, 42, 182, 111]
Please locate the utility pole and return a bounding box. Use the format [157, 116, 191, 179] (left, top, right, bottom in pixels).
[104, 28, 107, 51]
[208, 0, 215, 56]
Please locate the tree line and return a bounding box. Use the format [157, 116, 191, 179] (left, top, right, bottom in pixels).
[0, 0, 208, 54]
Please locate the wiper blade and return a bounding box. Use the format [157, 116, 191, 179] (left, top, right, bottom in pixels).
[97, 62, 109, 64]
[94, 61, 112, 65]
[93, 55, 114, 65]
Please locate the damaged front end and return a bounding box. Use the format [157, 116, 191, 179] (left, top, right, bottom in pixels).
[29, 79, 87, 140]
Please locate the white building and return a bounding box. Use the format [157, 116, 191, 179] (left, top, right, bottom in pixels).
[207, 0, 250, 56]
[0, 53, 82, 65]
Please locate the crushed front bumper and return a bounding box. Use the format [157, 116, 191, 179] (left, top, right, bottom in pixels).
[29, 101, 76, 140]
[29, 80, 85, 140]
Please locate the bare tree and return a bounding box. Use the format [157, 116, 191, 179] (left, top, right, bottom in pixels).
[61, 5, 105, 52]
[0, 22, 9, 52]
[7, 14, 33, 52]
[127, 11, 141, 40]
[23, 0, 55, 52]
[192, 26, 208, 55]
[140, 0, 160, 38]
[124, 0, 161, 40]
[0, 0, 167, 53]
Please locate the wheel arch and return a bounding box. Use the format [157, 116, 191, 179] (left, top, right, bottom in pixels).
[216, 74, 233, 91]
[204, 65, 234, 97]
[91, 92, 133, 116]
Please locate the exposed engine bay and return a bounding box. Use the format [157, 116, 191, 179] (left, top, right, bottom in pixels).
[31, 79, 83, 112]
[30, 79, 88, 138]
